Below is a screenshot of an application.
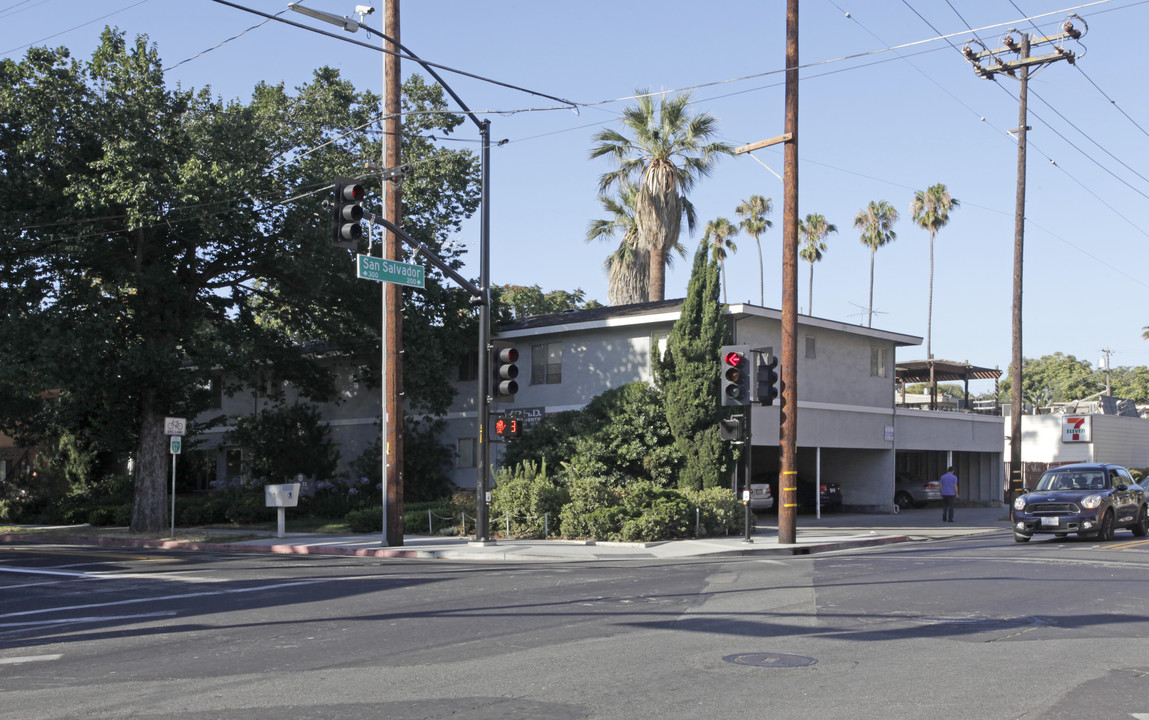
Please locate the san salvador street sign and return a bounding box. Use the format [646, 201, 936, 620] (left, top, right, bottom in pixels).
[356, 254, 425, 289]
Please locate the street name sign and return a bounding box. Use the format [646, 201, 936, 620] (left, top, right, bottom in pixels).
[356, 254, 425, 289]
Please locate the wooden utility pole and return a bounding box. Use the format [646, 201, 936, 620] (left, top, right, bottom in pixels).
[778, 0, 799, 544]
[962, 17, 1084, 508]
[383, 0, 404, 546]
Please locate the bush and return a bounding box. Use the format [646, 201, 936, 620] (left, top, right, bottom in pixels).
[558, 475, 622, 540]
[615, 481, 692, 542]
[224, 493, 272, 525]
[682, 487, 742, 537]
[346, 507, 382, 533]
[490, 460, 567, 538]
[87, 506, 119, 526]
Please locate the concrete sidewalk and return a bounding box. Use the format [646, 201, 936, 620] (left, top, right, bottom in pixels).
[3, 506, 1010, 562]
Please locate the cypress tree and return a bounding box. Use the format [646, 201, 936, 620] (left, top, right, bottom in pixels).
[654, 242, 737, 490]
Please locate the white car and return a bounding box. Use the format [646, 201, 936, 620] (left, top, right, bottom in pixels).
[749, 483, 774, 511]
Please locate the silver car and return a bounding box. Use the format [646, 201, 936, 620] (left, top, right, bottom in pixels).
[749, 483, 774, 511]
[895, 472, 942, 510]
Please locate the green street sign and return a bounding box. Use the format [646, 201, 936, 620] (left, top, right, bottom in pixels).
[170, 436, 182, 455]
[356, 254, 425, 289]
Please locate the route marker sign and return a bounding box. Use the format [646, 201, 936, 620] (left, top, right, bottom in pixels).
[356, 254, 425, 289]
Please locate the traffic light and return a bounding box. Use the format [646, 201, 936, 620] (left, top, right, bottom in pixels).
[719, 417, 744, 441]
[720, 345, 750, 407]
[755, 350, 779, 406]
[493, 415, 523, 441]
[332, 177, 365, 249]
[492, 341, 519, 400]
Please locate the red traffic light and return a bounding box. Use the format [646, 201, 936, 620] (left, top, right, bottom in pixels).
[494, 417, 521, 438]
[724, 351, 745, 367]
[341, 183, 365, 202]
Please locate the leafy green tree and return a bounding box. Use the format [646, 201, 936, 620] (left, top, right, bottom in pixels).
[0, 33, 480, 531]
[703, 217, 738, 305]
[735, 195, 773, 306]
[910, 183, 960, 359]
[590, 91, 732, 302]
[798, 212, 837, 315]
[1109, 365, 1149, 403]
[654, 242, 734, 491]
[587, 182, 648, 305]
[493, 284, 601, 320]
[999, 353, 1100, 406]
[224, 402, 338, 483]
[502, 382, 680, 487]
[854, 200, 900, 328]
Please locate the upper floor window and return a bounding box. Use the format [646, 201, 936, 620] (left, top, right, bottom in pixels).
[457, 349, 479, 382]
[870, 346, 888, 378]
[531, 342, 562, 385]
[805, 335, 816, 359]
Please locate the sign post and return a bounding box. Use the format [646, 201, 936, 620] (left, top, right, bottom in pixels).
[164, 418, 186, 539]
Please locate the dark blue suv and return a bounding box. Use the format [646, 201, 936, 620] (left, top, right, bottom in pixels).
[1012, 463, 1148, 543]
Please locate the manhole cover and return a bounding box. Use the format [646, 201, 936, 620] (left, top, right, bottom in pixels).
[723, 652, 817, 668]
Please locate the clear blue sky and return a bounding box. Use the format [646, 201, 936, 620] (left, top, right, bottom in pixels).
[4, 0, 1148, 387]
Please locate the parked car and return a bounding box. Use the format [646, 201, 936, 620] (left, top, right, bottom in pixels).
[1012, 462, 1149, 543]
[894, 472, 942, 510]
[749, 483, 774, 511]
[755, 475, 842, 513]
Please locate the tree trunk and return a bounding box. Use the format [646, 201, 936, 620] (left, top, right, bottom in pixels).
[756, 238, 764, 306]
[808, 261, 814, 315]
[130, 389, 168, 533]
[868, 247, 876, 328]
[927, 229, 935, 358]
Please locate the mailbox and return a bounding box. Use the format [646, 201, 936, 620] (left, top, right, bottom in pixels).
[265, 483, 301, 508]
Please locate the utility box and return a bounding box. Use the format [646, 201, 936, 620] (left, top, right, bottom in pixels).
[265, 483, 301, 508]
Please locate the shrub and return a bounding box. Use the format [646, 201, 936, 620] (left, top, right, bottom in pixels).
[615, 481, 692, 542]
[346, 507, 382, 533]
[87, 506, 119, 526]
[490, 460, 567, 538]
[558, 475, 622, 540]
[682, 487, 742, 537]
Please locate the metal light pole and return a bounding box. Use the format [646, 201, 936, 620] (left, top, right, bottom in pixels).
[288, 1, 495, 544]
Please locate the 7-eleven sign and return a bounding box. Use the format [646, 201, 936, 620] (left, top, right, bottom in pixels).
[1062, 416, 1092, 443]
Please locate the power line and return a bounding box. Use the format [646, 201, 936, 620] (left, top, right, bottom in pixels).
[0, 0, 152, 56]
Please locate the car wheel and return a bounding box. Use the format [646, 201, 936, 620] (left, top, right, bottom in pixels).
[1098, 509, 1116, 541]
[1013, 532, 1031, 543]
[894, 492, 913, 510]
[1132, 505, 1149, 538]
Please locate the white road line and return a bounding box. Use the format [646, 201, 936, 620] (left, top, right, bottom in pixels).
[0, 565, 226, 584]
[0, 611, 177, 629]
[0, 654, 62, 664]
[0, 578, 328, 620]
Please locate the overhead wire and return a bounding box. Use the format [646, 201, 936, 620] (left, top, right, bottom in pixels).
[0, 0, 152, 56]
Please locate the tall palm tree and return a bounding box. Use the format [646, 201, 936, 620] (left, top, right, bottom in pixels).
[587, 182, 649, 305]
[703, 217, 739, 305]
[854, 200, 899, 328]
[735, 195, 773, 305]
[590, 90, 732, 302]
[910, 183, 959, 359]
[798, 212, 836, 315]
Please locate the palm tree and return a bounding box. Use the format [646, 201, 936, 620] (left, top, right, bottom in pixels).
[735, 195, 773, 305]
[854, 200, 899, 328]
[910, 183, 960, 359]
[798, 213, 836, 315]
[587, 182, 649, 305]
[590, 90, 732, 302]
[703, 217, 739, 305]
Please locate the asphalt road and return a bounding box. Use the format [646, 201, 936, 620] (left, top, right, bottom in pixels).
[2, 530, 1148, 719]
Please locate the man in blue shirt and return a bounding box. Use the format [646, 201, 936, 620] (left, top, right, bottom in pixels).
[939, 467, 959, 522]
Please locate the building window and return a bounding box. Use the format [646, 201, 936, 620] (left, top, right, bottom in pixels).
[531, 342, 562, 385]
[651, 330, 669, 367]
[870, 346, 888, 378]
[225, 448, 244, 482]
[0, 459, 6, 483]
[457, 349, 478, 382]
[805, 335, 816, 359]
[456, 438, 476, 468]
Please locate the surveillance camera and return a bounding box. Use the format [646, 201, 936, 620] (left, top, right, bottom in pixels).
[355, 5, 375, 14]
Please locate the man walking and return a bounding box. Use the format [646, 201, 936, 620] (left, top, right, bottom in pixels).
[939, 466, 958, 522]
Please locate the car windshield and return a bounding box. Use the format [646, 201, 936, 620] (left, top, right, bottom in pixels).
[1035, 470, 1108, 492]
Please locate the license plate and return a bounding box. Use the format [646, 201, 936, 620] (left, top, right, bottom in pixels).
[1040, 516, 1059, 527]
